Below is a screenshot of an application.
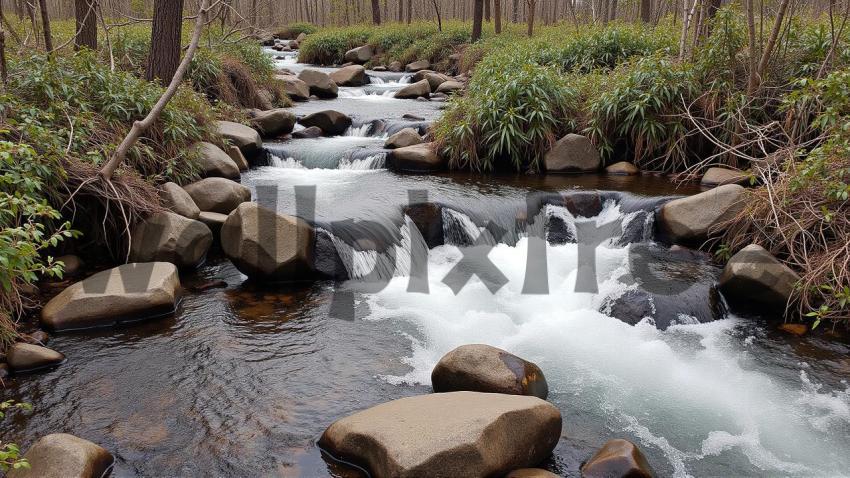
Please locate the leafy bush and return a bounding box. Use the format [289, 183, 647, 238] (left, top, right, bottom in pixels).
[276, 22, 318, 39]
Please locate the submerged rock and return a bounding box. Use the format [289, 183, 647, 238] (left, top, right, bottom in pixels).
[129, 211, 212, 268]
[718, 244, 800, 313]
[701, 167, 748, 186]
[659, 184, 745, 243]
[344, 45, 374, 64]
[319, 391, 562, 478]
[249, 108, 296, 138]
[183, 177, 252, 214]
[6, 343, 65, 372]
[160, 182, 201, 219]
[276, 74, 310, 101]
[215, 121, 262, 157]
[195, 142, 240, 179]
[581, 439, 654, 478]
[298, 69, 339, 99]
[221, 203, 315, 281]
[226, 145, 249, 171]
[394, 79, 431, 99]
[606, 161, 639, 175]
[389, 143, 444, 172]
[384, 128, 422, 149]
[544, 134, 601, 173]
[330, 64, 369, 86]
[405, 59, 430, 72]
[41, 263, 181, 331]
[299, 110, 352, 136]
[8, 433, 113, 478]
[292, 126, 324, 139]
[431, 344, 549, 399]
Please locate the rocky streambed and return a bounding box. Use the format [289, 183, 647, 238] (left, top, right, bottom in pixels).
[4, 43, 850, 478]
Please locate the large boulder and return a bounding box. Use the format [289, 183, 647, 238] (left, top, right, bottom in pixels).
[405, 59, 430, 72]
[330, 65, 368, 87]
[250, 108, 296, 138]
[701, 167, 748, 186]
[388, 61, 403, 72]
[183, 177, 251, 214]
[394, 79, 431, 99]
[6, 343, 65, 372]
[7, 434, 113, 478]
[160, 182, 200, 219]
[389, 143, 444, 172]
[298, 69, 339, 98]
[344, 45, 374, 64]
[276, 74, 310, 101]
[299, 110, 352, 136]
[221, 202, 315, 281]
[129, 211, 213, 268]
[215, 121, 262, 157]
[195, 142, 240, 179]
[384, 128, 422, 149]
[431, 344, 549, 399]
[581, 439, 654, 478]
[659, 184, 745, 242]
[41, 263, 180, 331]
[318, 391, 562, 478]
[436, 80, 463, 94]
[718, 244, 800, 313]
[544, 134, 601, 173]
[198, 211, 228, 237]
[422, 72, 451, 91]
[226, 145, 249, 171]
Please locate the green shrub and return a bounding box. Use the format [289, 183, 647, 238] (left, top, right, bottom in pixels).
[276, 22, 318, 39]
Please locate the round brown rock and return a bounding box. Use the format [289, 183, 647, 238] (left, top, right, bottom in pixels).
[7, 433, 113, 478]
[6, 343, 65, 372]
[544, 134, 601, 173]
[160, 182, 201, 219]
[182, 177, 252, 214]
[389, 143, 444, 172]
[394, 79, 431, 99]
[659, 184, 745, 243]
[330, 65, 368, 86]
[606, 161, 639, 175]
[581, 439, 654, 478]
[129, 211, 213, 268]
[298, 69, 339, 99]
[432, 344, 549, 399]
[215, 121, 262, 157]
[195, 142, 240, 179]
[249, 108, 296, 138]
[384, 128, 422, 149]
[299, 110, 352, 136]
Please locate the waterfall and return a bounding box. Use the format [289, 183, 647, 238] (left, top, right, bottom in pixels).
[338, 154, 386, 170]
[269, 155, 306, 169]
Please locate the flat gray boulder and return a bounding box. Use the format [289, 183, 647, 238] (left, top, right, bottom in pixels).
[344, 45, 374, 64]
[215, 121, 262, 157]
[319, 391, 562, 478]
[659, 184, 745, 242]
[406, 59, 430, 72]
[330, 65, 368, 86]
[160, 182, 200, 219]
[701, 167, 748, 186]
[431, 344, 549, 399]
[719, 244, 800, 312]
[394, 79, 431, 99]
[389, 143, 444, 172]
[129, 211, 212, 268]
[422, 72, 451, 91]
[276, 74, 310, 101]
[183, 177, 251, 214]
[436, 80, 463, 94]
[298, 69, 339, 98]
[221, 203, 315, 281]
[8, 433, 113, 478]
[195, 142, 240, 179]
[6, 343, 65, 372]
[384, 128, 422, 149]
[299, 110, 352, 136]
[544, 134, 600, 173]
[41, 263, 180, 331]
[250, 108, 296, 138]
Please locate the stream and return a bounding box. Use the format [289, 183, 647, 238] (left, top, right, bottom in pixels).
[4, 49, 850, 478]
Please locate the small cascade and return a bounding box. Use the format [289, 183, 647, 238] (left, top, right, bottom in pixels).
[338, 154, 386, 170]
[441, 208, 499, 247]
[269, 155, 306, 169]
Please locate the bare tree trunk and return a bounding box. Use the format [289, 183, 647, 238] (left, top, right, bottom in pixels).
[432, 0, 442, 30]
[145, 0, 184, 84]
[512, 0, 518, 22]
[640, 0, 652, 22]
[526, 0, 536, 35]
[371, 0, 381, 24]
[398, 0, 403, 21]
[101, 0, 211, 180]
[494, 0, 502, 32]
[745, 0, 758, 94]
[755, 0, 791, 84]
[74, 0, 97, 50]
[485, 0, 491, 21]
[0, 2, 6, 87]
[472, 0, 484, 40]
[37, 0, 53, 54]
[406, 0, 412, 23]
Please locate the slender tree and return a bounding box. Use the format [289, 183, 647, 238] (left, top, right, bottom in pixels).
[371, 0, 381, 24]
[0, 2, 6, 87]
[74, 0, 98, 50]
[145, 0, 184, 84]
[494, 0, 502, 33]
[37, 0, 53, 54]
[406, 0, 412, 23]
[526, 0, 537, 36]
[472, 0, 484, 41]
[398, 0, 403, 21]
[432, 0, 442, 31]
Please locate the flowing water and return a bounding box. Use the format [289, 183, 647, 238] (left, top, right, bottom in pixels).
[5, 49, 850, 478]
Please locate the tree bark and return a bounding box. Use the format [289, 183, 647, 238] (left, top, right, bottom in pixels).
[755, 0, 791, 85]
[472, 0, 484, 40]
[398, 0, 403, 21]
[485, 0, 491, 21]
[494, 0, 502, 32]
[37, 0, 53, 54]
[101, 0, 210, 181]
[512, 0, 518, 23]
[526, 0, 536, 36]
[406, 0, 412, 23]
[432, 0, 442, 30]
[640, 0, 652, 23]
[745, 0, 758, 94]
[0, 3, 6, 87]
[145, 0, 184, 84]
[74, 0, 97, 50]
[371, 0, 381, 24]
